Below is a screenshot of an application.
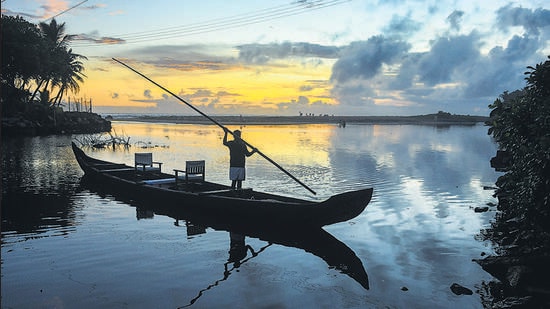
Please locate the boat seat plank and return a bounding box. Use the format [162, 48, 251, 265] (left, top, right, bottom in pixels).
[142, 177, 185, 185]
[198, 188, 252, 196]
[92, 163, 126, 167]
[173, 172, 204, 182]
[99, 168, 136, 173]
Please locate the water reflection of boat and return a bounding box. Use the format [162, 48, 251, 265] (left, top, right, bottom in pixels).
[72, 142, 373, 227]
[180, 227, 369, 308]
[79, 177, 369, 306]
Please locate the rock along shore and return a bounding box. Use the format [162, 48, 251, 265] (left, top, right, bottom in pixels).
[2, 111, 111, 136]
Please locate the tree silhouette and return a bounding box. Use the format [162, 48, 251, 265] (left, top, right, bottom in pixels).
[486, 55, 550, 255]
[1, 15, 87, 114]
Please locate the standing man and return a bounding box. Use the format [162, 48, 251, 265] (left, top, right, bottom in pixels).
[223, 128, 257, 189]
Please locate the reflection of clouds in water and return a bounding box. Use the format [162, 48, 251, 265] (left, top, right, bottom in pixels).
[328, 124, 497, 196]
[374, 152, 396, 169]
[325, 124, 498, 305]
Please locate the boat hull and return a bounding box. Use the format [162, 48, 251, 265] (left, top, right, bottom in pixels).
[72, 142, 373, 227]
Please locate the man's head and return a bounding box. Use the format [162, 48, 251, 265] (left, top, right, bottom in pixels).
[234, 130, 241, 138]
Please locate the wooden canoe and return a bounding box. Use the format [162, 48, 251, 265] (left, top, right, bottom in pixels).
[71, 142, 373, 227]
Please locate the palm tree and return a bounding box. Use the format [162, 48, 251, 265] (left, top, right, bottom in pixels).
[30, 19, 65, 100]
[52, 49, 87, 106]
[39, 18, 72, 48]
[31, 19, 85, 105]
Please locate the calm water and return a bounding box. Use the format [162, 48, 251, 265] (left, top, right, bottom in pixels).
[2, 122, 500, 308]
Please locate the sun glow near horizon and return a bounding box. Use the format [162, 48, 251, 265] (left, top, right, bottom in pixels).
[80, 56, 336, 115]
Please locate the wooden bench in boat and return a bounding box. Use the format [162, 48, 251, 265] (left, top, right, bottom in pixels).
[174, 160, 205, 184]
[197, 188, 252, 196]
[93, 163, 127, 167]
[135, 153, 163, 172]
[99, 167, 136, 173]
[142, 176, 185, 186]
[93, 163, 131, 171]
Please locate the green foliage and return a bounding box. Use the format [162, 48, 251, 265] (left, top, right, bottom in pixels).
[1, 16, 44, 86]
[487, 56, 550, 254]
[1, 16, 42, 114]
[1, 15, 87, 115]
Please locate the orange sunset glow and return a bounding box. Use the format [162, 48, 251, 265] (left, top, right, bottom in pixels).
[79, 56, 335, 115]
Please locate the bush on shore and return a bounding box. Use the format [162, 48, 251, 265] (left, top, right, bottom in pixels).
[479, 56, 550, 307]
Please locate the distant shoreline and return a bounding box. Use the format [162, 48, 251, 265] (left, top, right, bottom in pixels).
[109, 113, 489, 126]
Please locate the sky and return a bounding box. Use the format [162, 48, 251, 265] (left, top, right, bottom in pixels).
[3, 0, 550, 116]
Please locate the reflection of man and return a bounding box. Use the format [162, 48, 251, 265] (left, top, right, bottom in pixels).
[224, 232, 255, 278]
[227, 232, 251, 267]
[223, 128, 257, 190]
[221, 234, 273, 283]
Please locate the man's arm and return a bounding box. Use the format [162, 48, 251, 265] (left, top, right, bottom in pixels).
[223, 129, 229, 146]
[246, 147, 257, 157]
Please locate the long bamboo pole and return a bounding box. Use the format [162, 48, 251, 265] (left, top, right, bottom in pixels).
[112, 58, 316, 195]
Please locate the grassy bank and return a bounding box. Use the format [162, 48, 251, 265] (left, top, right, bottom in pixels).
[111, 112, 489, 126]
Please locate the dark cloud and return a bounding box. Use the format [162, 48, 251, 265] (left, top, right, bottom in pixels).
[81, 4, 106, 11]
[207, 97, 220, 108]
[128, 94, 188, 114]
[216, 91, 240, 97]
[74, 33, 126, 44]
[498, 34, 541, 61]
[496, 5, 550, 35]
[161, 60, 231, 71]
[297, 96, 309, 105]
[186, 89, 212, 98]
[129, 98, 158, 104]
[176, 89, 240, 102]
[383, 14, 422, 37]
[459, 34, 540, 97]
[123, 87, 243, 115]
[417, 32, 481, 86]
[394, 32, 537, 106]
[1, 9, 42, 19]
[284, 98, 342, 117]
[123, 45, 237, 71]
[237, 42, 340, 64]
[144, 90, 152, 99]
[331, 82, 377, 107]
[325, 4, 547, 113]
[428, 5, 439, 15]
[447, 10, 464, 31]
[131, 45, 223, 60]
[299, 85, 314, 92]
[276, 95, 332, 115]
[328, 10, 547, 115]
[330, 36, 411, 83]
[389, 53, 423, 90]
